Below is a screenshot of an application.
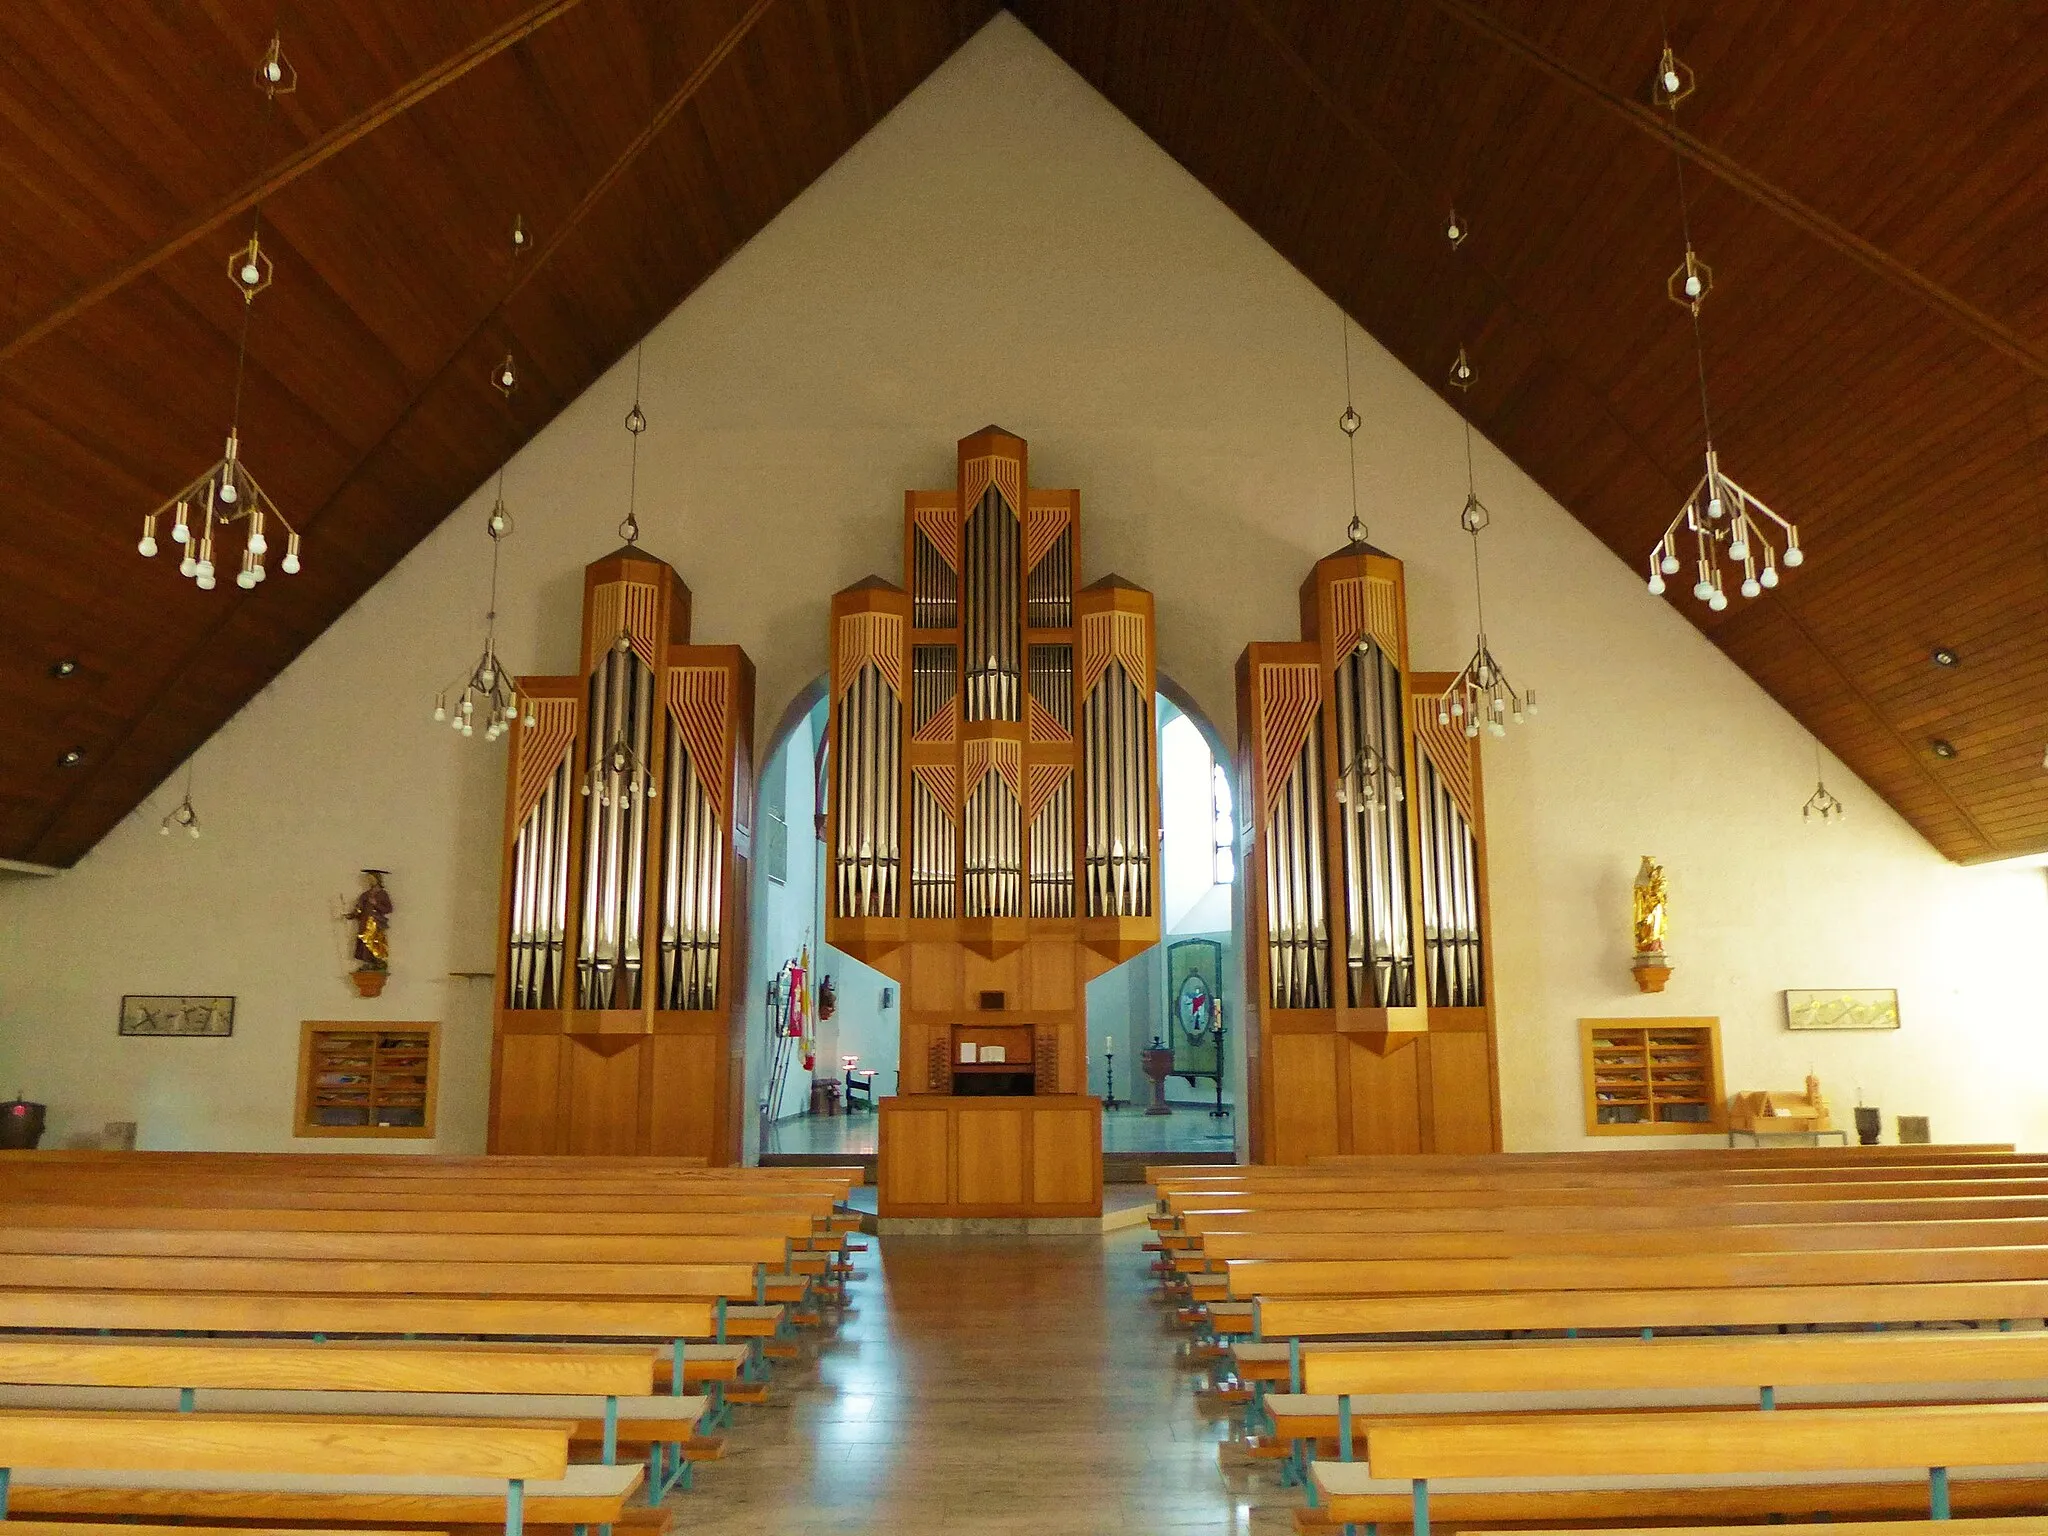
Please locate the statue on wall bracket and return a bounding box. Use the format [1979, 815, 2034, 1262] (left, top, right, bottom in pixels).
[345, 868, 393, 998]
[1631, 855, 1671, 994]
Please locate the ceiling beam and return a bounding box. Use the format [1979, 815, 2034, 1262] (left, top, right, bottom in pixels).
[21, 0, 784, 863]
[1420, 0, 2048, 384]
[0, 0, 590, 369]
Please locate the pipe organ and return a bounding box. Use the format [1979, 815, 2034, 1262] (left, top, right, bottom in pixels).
[1238, 538, 1499, 1163]
[832, 426, 1157, 1217]
[489, 544, 754, 1160]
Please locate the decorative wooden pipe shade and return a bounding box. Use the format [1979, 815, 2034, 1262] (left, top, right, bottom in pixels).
[1237, 541, 1501, 1164]
[488, 545, 755, 1160]
[828, 427, 1160, 1105]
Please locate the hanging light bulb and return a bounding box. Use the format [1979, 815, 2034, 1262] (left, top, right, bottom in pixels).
[1644, 47, 1800, 615]
[511, 213, 529, 251]
[1802, 741, 1845, 821]
[493, 353, 518, 398]
[434, 469, 523, 745]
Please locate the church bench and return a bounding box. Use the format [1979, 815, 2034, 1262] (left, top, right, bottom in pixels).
[1222, 1245, 2048, 1301]
[0, 1522, 445, 1536]
[1304, 1402, 2048, 1534]
[1259, 1327, 2048, 1462]
[1143, 1148, 2021, 1183]
[0, 1408, 595, 1536]
[0, 1253, 773, 1304]
[0, 1226, 798, 1269]
[0, 1202, 829, 1241]
[1229, 1279, 2048, 1343]
[1461, 1519, 2047, 1536]
[1175, 1194, 2048, 1238]
[1161, 1175, 2048, 1216]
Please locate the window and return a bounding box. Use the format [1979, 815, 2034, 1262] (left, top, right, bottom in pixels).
[1211, 762, 1235, 884]
[296, 1021, 439, 1138]
[762, 753, 789, 885]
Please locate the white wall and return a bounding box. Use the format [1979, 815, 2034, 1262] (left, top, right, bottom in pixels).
[4, 14, 2044, 1153]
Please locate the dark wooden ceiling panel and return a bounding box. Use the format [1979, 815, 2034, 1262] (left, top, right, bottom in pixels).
[2, 0, 2042, 865]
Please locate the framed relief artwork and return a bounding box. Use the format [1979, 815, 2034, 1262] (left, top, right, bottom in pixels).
[118, 995, 235, 1038]
[1784, 988, 1900, 1032]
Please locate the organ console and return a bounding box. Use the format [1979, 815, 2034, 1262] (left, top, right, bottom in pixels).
[830, 426, 1159, 1216]
[1238, 533, 1500, 1162]
[488, 542, 753, 1159]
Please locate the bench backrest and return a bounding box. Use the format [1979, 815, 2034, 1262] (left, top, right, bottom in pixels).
[1366, 1402, 2048, 1480]
[0, 1203, 817, 1238]
[0, 1338, 656, 1395]
[1227, 1246, 2048, 1298]
[1253, 1279, 2048, 1338]
[0, 1408, 568, 1478]
[0, 1227, 791, 1267]
[2, 1254, 760, 1299]
[1198, 1219, 2048, 1264]
[1167, 1177, 2048, 1214]
[0, 1289, 719, 1341]
[1301, 1329, 2048, 1395]
[1180, 1196, 2048, 1234]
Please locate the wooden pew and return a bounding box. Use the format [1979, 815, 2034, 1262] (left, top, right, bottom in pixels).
[1309, 1402, 2048, 1534]
[0, 1336, 708, 1502]
[1265, 1327, 2048, 1460]
[0, 1253, 769, 1302]
[0, 1408, 615, 1536]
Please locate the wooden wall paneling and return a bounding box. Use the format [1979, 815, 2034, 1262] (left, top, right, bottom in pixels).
[1031, 1103, 1099, 1204]
[1346, 1035, 1424, 1155]
[564, 1037, 645, 1156]
[1267, 1033, 1341, 1166]
[1426, 1029, 1499, 1154]
[954, 1105, 1030, 1206]
[647, 1033, 717, 1160]
[490, 1033, 564, 1155]
[878, 1101, 952, 1207]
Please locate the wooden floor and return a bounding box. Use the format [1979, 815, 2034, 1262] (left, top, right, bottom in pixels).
[680, 1225, 1281, 1532]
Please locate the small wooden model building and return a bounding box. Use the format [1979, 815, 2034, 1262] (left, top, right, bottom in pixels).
[1727, 1072, 1832, 1134]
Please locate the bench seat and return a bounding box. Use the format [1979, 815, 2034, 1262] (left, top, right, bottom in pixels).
[7, 1461, 644, 1525]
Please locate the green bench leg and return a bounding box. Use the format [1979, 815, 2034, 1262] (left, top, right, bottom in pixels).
[1759, 1385, 1775, 1410]
[1929, 1465, 1950, 1520]
[2, 1463, 12, 1519]
[602, 1395, 619, 1465]
[1412, 1477, 1430, 1536]
[179, 1386, 196, 1412]
[505, 1477, 525, 1536]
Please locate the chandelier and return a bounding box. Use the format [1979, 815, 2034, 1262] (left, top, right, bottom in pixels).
[1643, 43, 1802, 610]
[1433, 209, 1533, 739]
[1803, 742, 1844, 821]
[159, 764, 202, 839]
[138, 32, 303, 593]
[1332, 313, 1402, 809]
[434, 471, 529, 741]
[581, 344, 658, 808]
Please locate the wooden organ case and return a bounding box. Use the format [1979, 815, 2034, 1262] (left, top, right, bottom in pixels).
[1238, 539, 1500, 1163]
[488, 544, 754, 1160]
[830, 427, 1159, 1217]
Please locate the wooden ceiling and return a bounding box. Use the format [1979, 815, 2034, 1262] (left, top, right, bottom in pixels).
[3, 1, 2043, 867]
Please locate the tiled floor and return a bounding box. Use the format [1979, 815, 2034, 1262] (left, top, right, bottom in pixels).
[763, 1103, 1237, 1158]
[673, 1224, 1289, 1533]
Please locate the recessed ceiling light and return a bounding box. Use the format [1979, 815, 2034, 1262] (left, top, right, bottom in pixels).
[49, 658, 79, 678]
[1931, 739, 1958, 760]
[57, 748, 85, 767]
[1931, 647, 1959, 668]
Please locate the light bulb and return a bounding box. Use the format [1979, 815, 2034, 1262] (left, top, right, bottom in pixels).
[1660, 553, 1679, 575]
[1450, 696, 1464, 717]
[1512, 709, 1525, 724]
[171, 522, 190, 545]
[249, 531, 267, 555]
[1706, 495, 1723, 519]
[240, 260, 261, 286]
[1647, 575, 1666, 596]
[180, 555, 197, 578]
[252, 563, 265, 581]
[1783, 546, 1804, 567]
[524, 708, 538, 727]
[139, 534, 158, 557]
[236, 569, 257, 589]
[1492, 695, 1506, 714]
[1727, 539, 1747, 561]
[1447, 222, 1461, 241]
[479, 667, 495, 689]
[1684, 274, 1702, 299]
[264, 59, 282, 82]
[189, 824, 201, 839]
[1759, 566, 1779, 588]
[196, 572, 216, 590]
[1709, 590, 1728, 612]
[281, 550, 300, 574]
[1464, 721, 1480, 738]
[488, 512, 507, 534]
[433, 703, 447, 722]
[1662, 68, 1680, 93]
[452, 715, 466, 733]
[461, 696, 474, 716]
[1740, 577, 1761, 598]
[160, 823, 171, 836]
[1436, 707, 1450, 725]
[504, 703, 519, 720]
[1489, 720, 1506, 738]
[1692, 579, 1712, 600]
[1525, 691, 1537, 716]
[195, 558, 214, 580]
[462, 723, 473, 737]
[218, 480, 237, 504]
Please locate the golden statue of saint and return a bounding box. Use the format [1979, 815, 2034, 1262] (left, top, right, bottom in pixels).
[344, 869, 394, 972]
[1631, 856, 1668, 955]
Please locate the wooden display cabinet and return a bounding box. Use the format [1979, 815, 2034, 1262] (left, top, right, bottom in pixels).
[1580, 1017, 1726, 1136]
[296, 1021, 439, 1139]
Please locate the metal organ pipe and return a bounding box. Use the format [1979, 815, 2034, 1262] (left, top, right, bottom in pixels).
[1264, 713, 1330, 1010]
[506, 758, 570, 1011]
[1334, 643, 1415, 1009]
[1027, 530, 1072, 630]
[658, 720, 726, 1012]
[834, 661, 902, 920]
[963, 488, 1020, 722]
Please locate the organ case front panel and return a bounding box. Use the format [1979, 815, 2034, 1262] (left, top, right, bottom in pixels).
[830, 427, 1156, 1216]
[1238, 542, 1499, 1163]
[489, 545, 753, 1162]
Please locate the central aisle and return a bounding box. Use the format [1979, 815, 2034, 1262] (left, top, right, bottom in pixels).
[684, 1226, 1281, 1532]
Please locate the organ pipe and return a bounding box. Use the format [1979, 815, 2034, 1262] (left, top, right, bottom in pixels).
[577, 644, 654, 1010]
[963, 486, 1021, 722]
[1081, 658, 1153, 919]
[1027, 528, 1072, 629]
[1028, 645, 1073, 734]
[911, 776, 956, 918]
[834, 661, 902, 919]
[1416, 752, 1483, 1007]
[1334, 640, 1414, 1008]
[506, 758, 571, 1009]
[912, 527, 958, 630]
[657, 716, 724, 1011]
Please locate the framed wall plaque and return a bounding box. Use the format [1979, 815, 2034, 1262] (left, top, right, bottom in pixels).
[1785, 988, 1900, 1032]
[119, 995, 235, 1038]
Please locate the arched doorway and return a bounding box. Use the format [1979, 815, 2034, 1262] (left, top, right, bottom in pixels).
[744, 672, 1242, 1167]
